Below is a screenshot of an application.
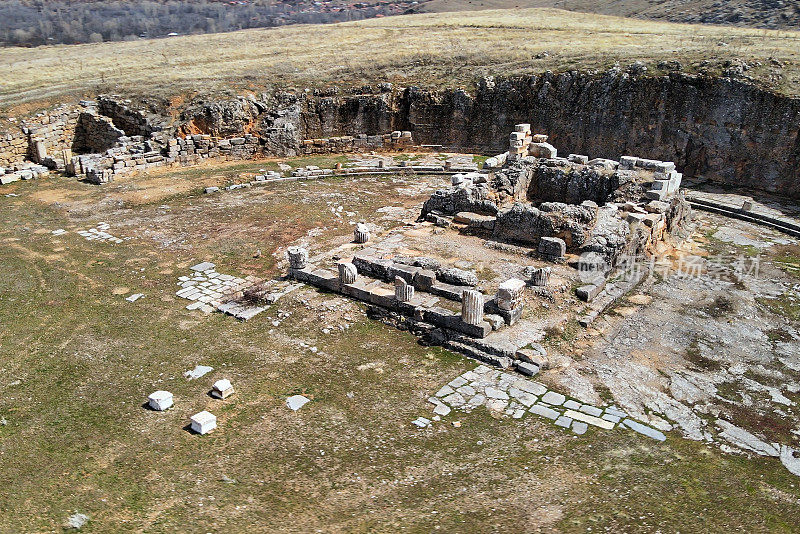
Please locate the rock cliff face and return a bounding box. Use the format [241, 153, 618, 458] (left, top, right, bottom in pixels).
[176, 70, 800, 198]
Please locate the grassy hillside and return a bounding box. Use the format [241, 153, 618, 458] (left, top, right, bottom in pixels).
[2, 8, 800, 112]
[413, 0, 800, 30]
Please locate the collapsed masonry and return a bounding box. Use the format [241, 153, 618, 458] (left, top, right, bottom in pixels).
[0, 96, 419, 186]
[287, 240, 544, 375]
[421, 124, 691, 301]
[285, 124, 690, 375]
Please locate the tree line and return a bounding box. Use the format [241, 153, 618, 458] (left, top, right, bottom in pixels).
[1, 0, 413, 47]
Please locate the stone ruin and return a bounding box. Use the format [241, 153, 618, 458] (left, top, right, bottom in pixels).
[0, 95, 419, 187]
[285, 123, 691, 377]
[421, 124, 691, 300]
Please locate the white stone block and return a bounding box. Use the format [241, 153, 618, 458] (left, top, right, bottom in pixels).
[190, 411, 217, 434]
[211, 379, 235, 399]
[148, 390, 173, 411]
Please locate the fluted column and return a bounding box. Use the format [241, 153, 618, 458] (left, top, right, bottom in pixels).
[338, 262, 357, 285]
[287, 246, 308, 274]
[461, 289, 484, 326]
[394, 276, 414, 302]
[529, 267, 551, 287]
[353, 223, 371, 244]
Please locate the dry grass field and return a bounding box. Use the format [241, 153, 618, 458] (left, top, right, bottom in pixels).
[413, 0, 800, 30]
[2, 8, 800, 112]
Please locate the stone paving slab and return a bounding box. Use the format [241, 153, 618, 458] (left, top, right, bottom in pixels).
[175, 265, 267, 320]
[420, 365, 669, 443]
[564, 409, 615, 430]
[76, 222, 125, 244]
[623, 418, 667, 442]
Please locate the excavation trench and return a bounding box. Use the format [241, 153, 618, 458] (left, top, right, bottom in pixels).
[4, 69, 800, 200]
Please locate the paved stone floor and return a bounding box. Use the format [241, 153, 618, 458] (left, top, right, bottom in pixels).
[175, 262, 252, 314]
[76, 222, 124, 244]
[422, 364, 666, 440]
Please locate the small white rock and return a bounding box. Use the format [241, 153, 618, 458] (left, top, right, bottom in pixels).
[286, 395, 310, 411]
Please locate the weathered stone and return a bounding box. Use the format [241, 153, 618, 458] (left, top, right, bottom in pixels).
[579, 405, 603, 417]
[286, 395, 311, 411]
[576, 284, 604, 302]
[147, 390, 173, 411]
[191, 262, 216, 272]
[564, 409, 615, 429]
[516, 344, 549, 369]
[190, 411, 217, 434]
[412, 269, 437, 291]
[515, 361, 539, 376]
[454, 211, 496, 230]
[528, 267, 551, 286]
[541, 391, 566, 406]
[287, 247, 308, 271]
[572, 421, 588, 435]
[529, 404, 560, 420]
[485, 386, 510, 400]
[461, 289, 484, 326]
[411, 417, 431, 428]
[538, 237, 566, 259]
[184, 364, 213, 380]
[338, 262, 358, 285]
[438, 267, 479, 287]
[354, 223, 371, 243]
[515, 380, 548, 396]
[555, 416, 572, 428]
[715, 419, 776, 454]
[623, 419, 667, 442]
[394, 276, 414, 302]
[211, 379, 235, 399]
[497, 278, 525, 312]
[529, 142, 557, 159]
[484, 313, 505, 330]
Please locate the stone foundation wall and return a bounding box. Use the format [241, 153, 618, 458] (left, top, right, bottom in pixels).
[23, 104, 82, 163]
[0, 130, 29, 168]
[97, 96, 159, 137]
[72, 130, 417, 184]
[300, 131, 412, 154]
[73, 112, 125, 154]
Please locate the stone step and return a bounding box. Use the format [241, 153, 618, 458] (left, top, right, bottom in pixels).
[443, 340, 513, 370]
[449, 334, 518, 360]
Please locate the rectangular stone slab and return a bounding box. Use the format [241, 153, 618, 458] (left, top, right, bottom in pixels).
[563, 409, 615, 430]
[429, 281, 466, 301]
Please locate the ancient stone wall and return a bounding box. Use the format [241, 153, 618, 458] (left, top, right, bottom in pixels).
[0, 130, 29, 168]
[97, 96, 159, 137]
[299, 131, 412, 154]
[72, 112, 124, 154]
[21, 104, 83, 166]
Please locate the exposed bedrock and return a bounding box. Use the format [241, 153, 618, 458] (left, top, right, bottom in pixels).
[493, 202, 597, 250]
[491, 160, 645, 204]
[176, 70, 800, 198]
